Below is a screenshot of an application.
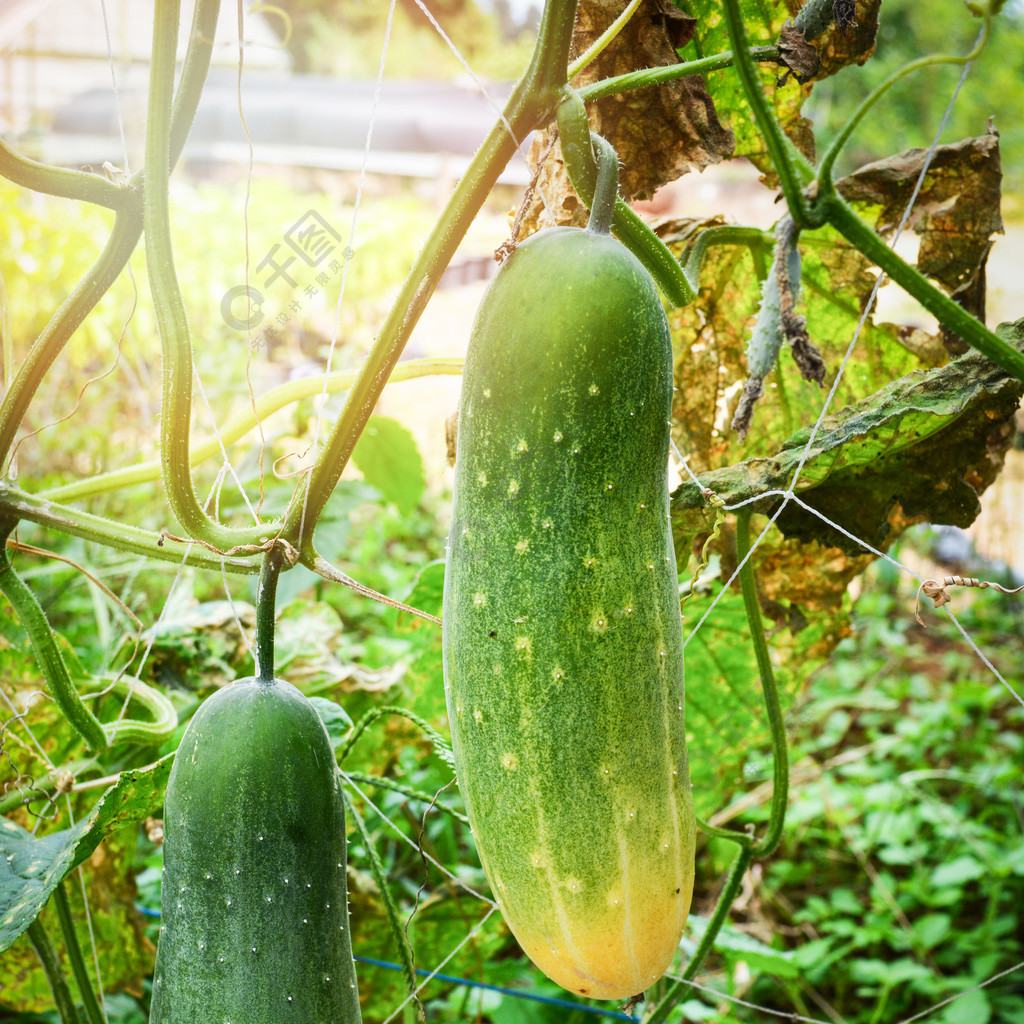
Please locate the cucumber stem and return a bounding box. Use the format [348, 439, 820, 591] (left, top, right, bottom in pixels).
[586, 133, 619, 236]
[255, 546, 285, 683]
[53, 882, 106, 1024]
[26, 917, 83, 1024]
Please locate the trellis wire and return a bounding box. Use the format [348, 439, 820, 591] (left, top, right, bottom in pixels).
[297, 0, 400, 547]
[5, 4, 1021, 1024]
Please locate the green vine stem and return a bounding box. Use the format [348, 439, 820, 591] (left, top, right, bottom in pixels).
[720, 0, 816, 226]
[817, 19, 990, 185]
[822, 194, 1024, 383]
[0, 520, 106, 751]
[0, 484, 258, 575]
[643, 844, 755, 1024]
[53, 882, 105, 1024]
[41, 357, 464, 504]
[0, 0, 221, 479]
[343, 771, 470, 826]
[556, 89, 696, 306]
[0, 0, 217, 203]
[694, 814, 754, 848]
[95, 674, 178, 747]
[643, 512, 787, 1021]
[736, 510, 789, 857]
[281, 0, 580, 555]
[339, 705, 453, 766]
[0, 140, 129, 210]
[567, 0, 643, 78]
[145, 0, 272, 552]
[344, 788, 424, 1023]
[26, 917, 83, 1024]
[577, 46, 780, 102]
[0, 208, 143, 477]
[254, 546, 285, 683]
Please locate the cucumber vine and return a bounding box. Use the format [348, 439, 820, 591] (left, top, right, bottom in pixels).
[1, 0, 1020, 1020]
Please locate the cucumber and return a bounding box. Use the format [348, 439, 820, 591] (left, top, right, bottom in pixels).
[442, 137, 695, 1001]
[150, 677, 361, 1024]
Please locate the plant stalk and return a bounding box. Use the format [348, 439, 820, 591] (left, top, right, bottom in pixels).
[26, 917, 83, 1024]
[282, 0, 581, 553]
[53, 882, 106, 1024]
[255, 546, 285, 682]
[0, 519, 106, 750]
[643, 844, 755, 1023]
[736, 510, 789, 857]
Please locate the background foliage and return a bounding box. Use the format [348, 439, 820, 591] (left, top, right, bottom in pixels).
[1, 0, 1023, 1022]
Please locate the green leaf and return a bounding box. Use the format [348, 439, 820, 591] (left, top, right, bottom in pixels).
[914, 912, 952, 950]
[403, 559, 446, 621]
[931, 855, 987, 888]
[352, 415, 426, 515]
[938, 988, 991, 1024]
[688, 915, 799, 977]
[0, 755, 172, 951]
[309, 696, 354, 749]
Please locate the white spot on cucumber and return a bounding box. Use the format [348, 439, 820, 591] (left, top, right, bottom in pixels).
[588, 384, 599, 395]
[515, 439, 528, 453]
[515, 539, 530, 554]
[591, 611, 608, 633]
[473, 709, 483, 722]
[508, 479, 519, 496]
[553, 430, 563, 442]
[514, 636, 532, 656]
[501, 752, 519, 770]
[482, 388, 491, 398]
[477, 471, 488, 486]
[473, 592, 487, 607]
[542, 519, 552, 529]
[551, 665, 565, 682]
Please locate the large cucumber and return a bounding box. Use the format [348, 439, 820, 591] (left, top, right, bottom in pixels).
[442, 139, 695, 1000]
[150, 677, 361, 1024]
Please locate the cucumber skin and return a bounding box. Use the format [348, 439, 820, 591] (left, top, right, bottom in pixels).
[442, 227, 696, 1000]
[150, 677, 361, 1024]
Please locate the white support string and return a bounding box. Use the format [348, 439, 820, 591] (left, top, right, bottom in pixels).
[296, 0, 399, 548]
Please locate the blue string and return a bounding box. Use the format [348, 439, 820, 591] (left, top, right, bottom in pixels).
[135, 906, 639, 1021]
[354, 955, 640, 1021]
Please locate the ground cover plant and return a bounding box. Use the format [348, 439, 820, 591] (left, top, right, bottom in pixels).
[1, 0, 1023, 1021]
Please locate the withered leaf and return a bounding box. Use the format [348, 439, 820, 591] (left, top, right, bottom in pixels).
[777, 21, 822, 83]
[837, 127, 1003, 351]
[514, 0, 735, 236]
[672, 333, 1024, 554]
[812, 0, 881, 79]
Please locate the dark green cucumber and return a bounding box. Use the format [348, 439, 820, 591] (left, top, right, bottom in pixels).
[442, 161, 696, 1000]
[150, 677, 361, 1024]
